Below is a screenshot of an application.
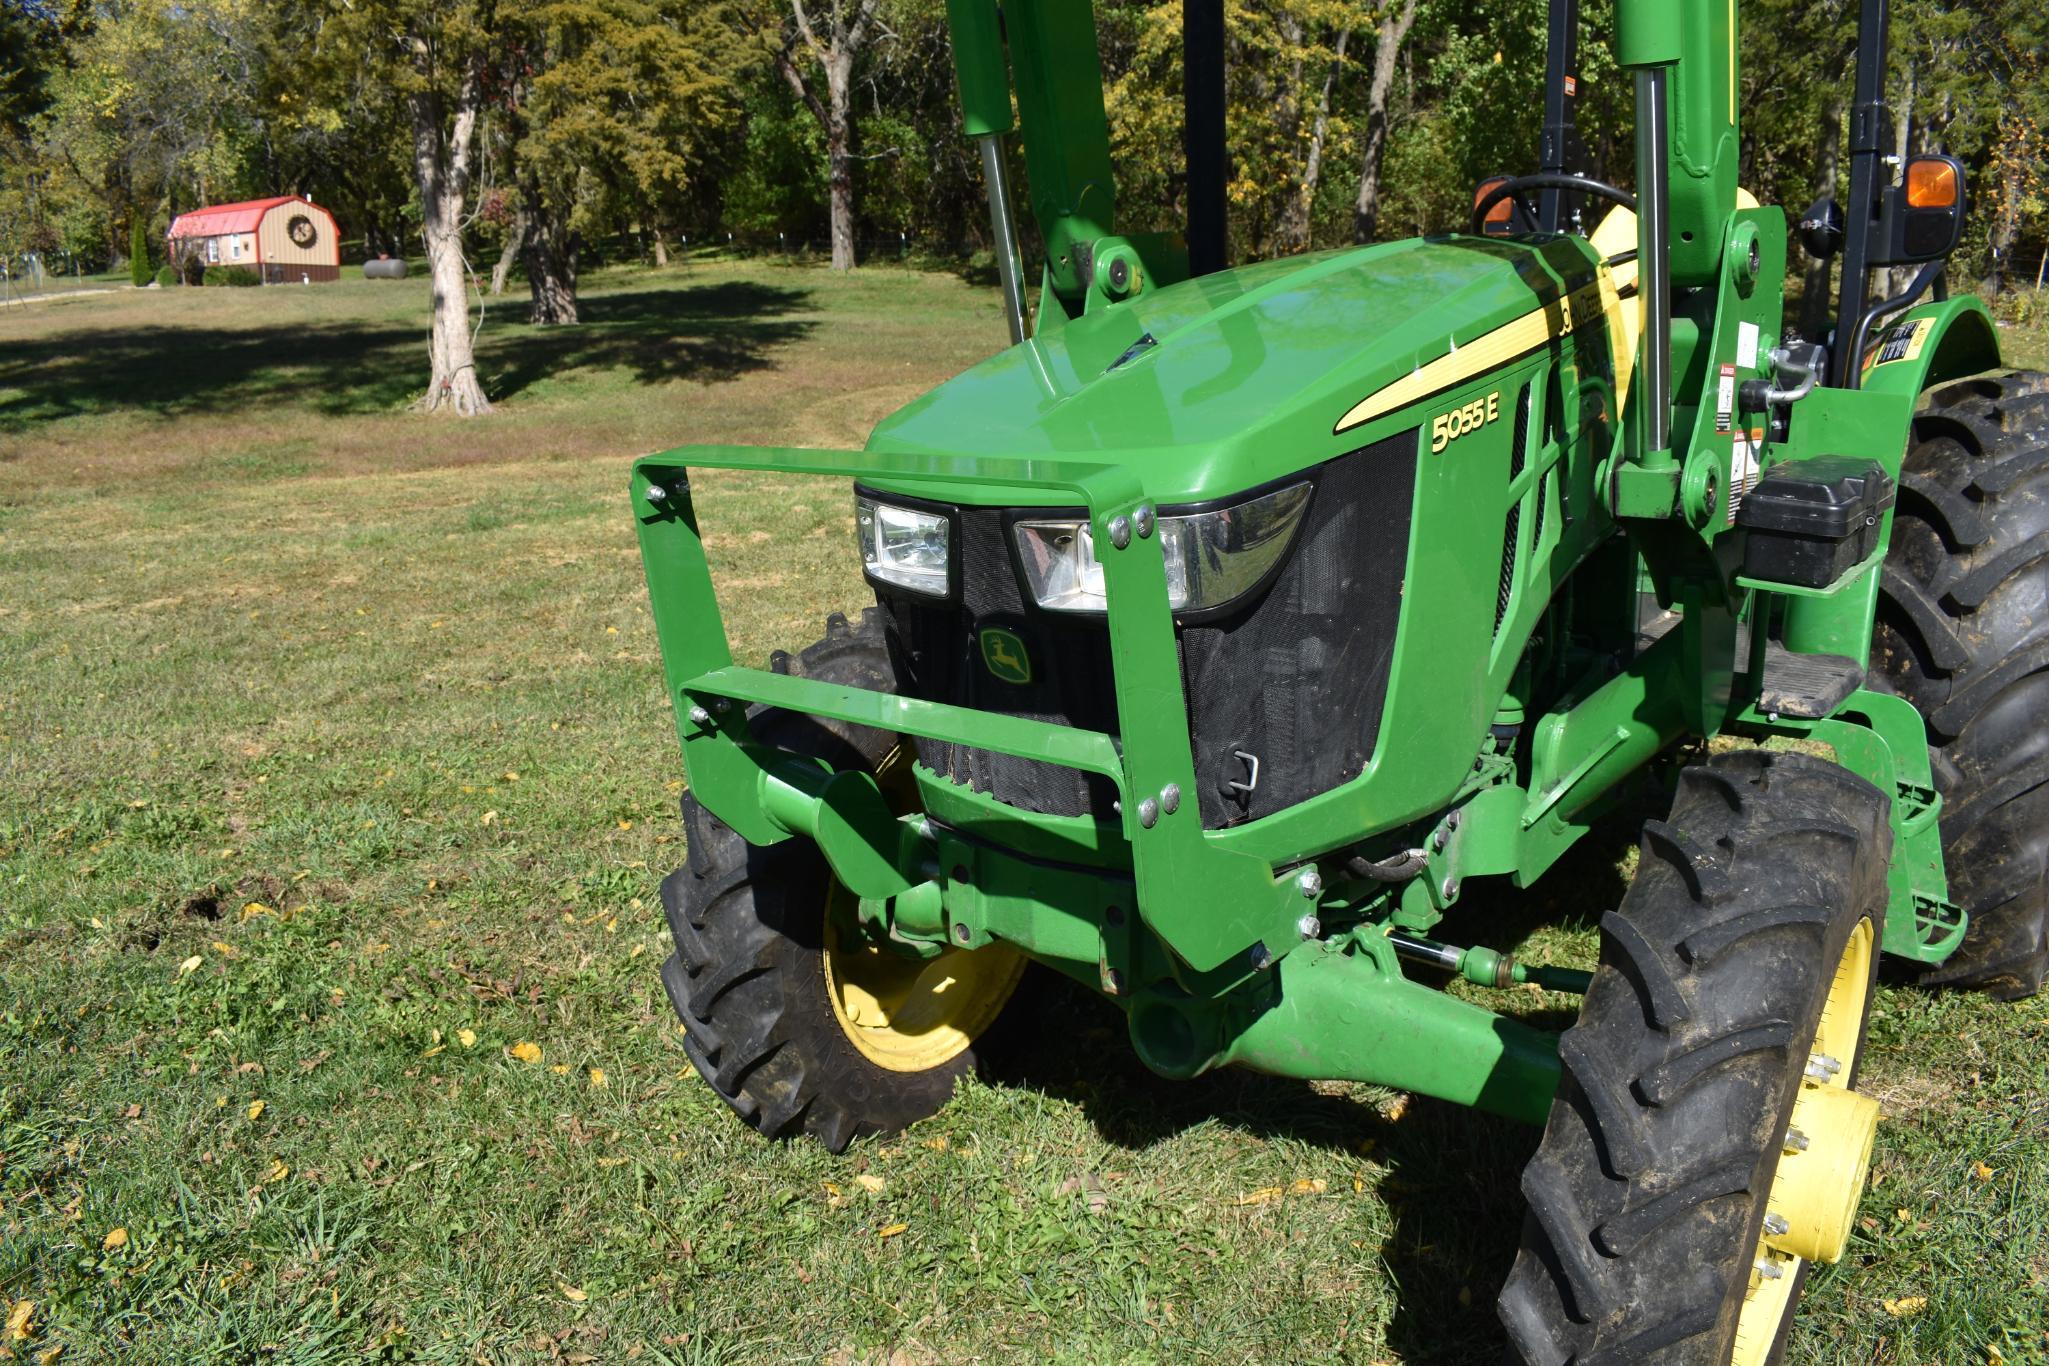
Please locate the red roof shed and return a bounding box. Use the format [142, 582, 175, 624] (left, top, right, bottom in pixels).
[167, 196, 342, 283]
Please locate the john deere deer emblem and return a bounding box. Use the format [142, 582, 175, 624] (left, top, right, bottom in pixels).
[979, 627, 1032, 685]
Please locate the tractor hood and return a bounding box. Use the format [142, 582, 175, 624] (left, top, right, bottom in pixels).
[865, 233, 1597, 505]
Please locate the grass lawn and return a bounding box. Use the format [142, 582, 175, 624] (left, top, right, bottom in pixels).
[3, 262, 2046, 1363]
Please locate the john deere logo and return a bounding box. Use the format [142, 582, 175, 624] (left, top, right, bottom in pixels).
[979, 628, 1032, 685]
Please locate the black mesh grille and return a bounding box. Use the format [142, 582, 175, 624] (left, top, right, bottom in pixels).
[864, 429, 1417, 831]
[872, 504, 1120, 819]
[1509, 383, 1531, 481]
[1533, 468, 1549, 556]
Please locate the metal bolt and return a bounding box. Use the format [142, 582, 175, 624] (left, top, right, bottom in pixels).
[1763, 1213, 1790, 1237]
[1754, 1258, 1784, 1280]
[688, 705, 711, 725]
[1431, 828, 1448, 852]
[1783, 1128, 1811, 1153]
[1297, 868, 1323, 898]
[1248, 944, 1274, 971]
[1108, 514, 1133, 550]
[1160, 782, 1181, 815]
[1101, 966, 1124, 995]
[1134, 504, 1156, 538]
[645, 483, 668, 503]
[1446, 809, 1462, 830]
[1441, 875, 1460, 901]
[1297, 913, 1322, 940]
[1137, 796, 1160, 828]
[1804, 1053, 1843, 1083]
[953, 924, 972, 944]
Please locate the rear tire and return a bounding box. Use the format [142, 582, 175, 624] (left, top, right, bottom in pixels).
[1875, 371, 2049, 999]
[658, 609, 1023, 1152]
[1498, 750, 1891, 1364]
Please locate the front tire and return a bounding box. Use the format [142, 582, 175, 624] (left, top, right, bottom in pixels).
[658, 610, 1025, 1152]
[1875, 372, 2049, 998]
[1498, 750, 1892, 1364]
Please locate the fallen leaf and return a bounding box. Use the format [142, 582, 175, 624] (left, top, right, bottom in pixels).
[247, 1100, 265, 1122]
[617, 819, 633, 831]
[1382, 1094, 1411, 1123]
[588, 1068, 607, 1088]
[508, 1041, 543, 1064]
[1881, 1295, 1928, 1318]
[241, 902, 272, 920]
[1234, 1187, 1284, 1206]
[854, 1174, 885, 1194]
[102, 1228, 128, 1251]
[480, 810, 497, 826]
[38, 1344, 63, 1365]
[502, 772, 519, 782]
[266, 1160, 290, 1184]
[559, 1283, 588, 1303]
[1290, 1178, 1328, 1195]
[421, 1045, 445, 1059]
[211, 940, 238, 957]
[923, 1137, 949, 1152]
[177, 954, 203, 976]
[823, 1181, 844, 1209]
[122, 1103, 141, 1119]
[550, 1064, 569, 1075]
[6, 1300, 31, 1341]
[457, 1028, 478, 1049]
[877, 1223, 908, 1239]
[1972, 1161, 1995, 1181]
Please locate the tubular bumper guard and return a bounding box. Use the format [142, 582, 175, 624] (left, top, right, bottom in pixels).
[633, 443, 1296, 977]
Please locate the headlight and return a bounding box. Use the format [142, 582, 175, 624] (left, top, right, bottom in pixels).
[856, 495, 951, 597]
[1014, 481, 1313, 615]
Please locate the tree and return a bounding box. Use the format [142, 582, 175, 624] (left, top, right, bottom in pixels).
[317, 0, 500, 415]
[1352, 0, 1417, 243]
[763, 0, 885, 270]
[129, 214, 148, 284]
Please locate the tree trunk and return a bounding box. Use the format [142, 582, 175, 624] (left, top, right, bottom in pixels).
[825, 50, 857, 271]
[490, 211, 525, 296]
[1279, 28, 1351, 255]
[1798, 97, 1845, 342]
[408, 68, 491, 416]
[778, 0, 879, 274]
[1352, 0, 1418, 244]
[652, 227, 670, 268]
[522, 193, 580, 325]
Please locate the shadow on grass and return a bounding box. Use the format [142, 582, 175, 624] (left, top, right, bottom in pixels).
[981, 795, 1657, 1361]
[0, 279, 815, 431]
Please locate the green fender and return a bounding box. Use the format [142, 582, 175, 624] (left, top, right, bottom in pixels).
[1855, 294, 2004, 400]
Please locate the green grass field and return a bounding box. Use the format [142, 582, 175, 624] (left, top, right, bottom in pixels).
[3, 264, 2046, 1363]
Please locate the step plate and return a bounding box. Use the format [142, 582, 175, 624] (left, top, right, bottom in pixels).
[1758, 644, 1865, 720]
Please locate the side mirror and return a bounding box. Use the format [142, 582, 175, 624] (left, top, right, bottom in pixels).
[1872, 155, 1966, 265]
[1798, 197, 1844, 260]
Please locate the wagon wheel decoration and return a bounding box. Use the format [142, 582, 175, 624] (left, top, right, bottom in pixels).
[286, 214, 318, 248]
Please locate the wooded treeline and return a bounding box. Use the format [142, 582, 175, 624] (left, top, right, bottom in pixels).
[3, 0, 2045, 409]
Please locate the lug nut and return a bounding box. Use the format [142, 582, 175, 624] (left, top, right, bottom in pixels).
[1783, 1128, 1811, 1153]
[1804, 1053, 1843, 1083]
[1754, 1258, 1784, 1280]
[688, 705, 711, 725]
[1297, 914, 1322, 940]
[645, 484, 668, 503]
[1108, 514, 1133, 549]
[1137, 796, 1160, 828]
[1297, 868, 1323, 898]
[1763, 1213, 1789, 1237]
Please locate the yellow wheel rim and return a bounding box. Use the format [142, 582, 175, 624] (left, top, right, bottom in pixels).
[819, 746, 1026, 1073]
[1731, 917, 1879, 1366]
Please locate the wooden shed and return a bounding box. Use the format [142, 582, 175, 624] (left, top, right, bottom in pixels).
[166, 196, 342, 284]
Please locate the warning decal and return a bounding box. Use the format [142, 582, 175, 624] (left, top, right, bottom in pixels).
[1715, 363, 1737, 435]
[1863, 316, 1935, 373]
[1728, 427, 1764, 522]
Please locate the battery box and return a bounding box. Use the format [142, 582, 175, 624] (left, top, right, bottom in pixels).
[1736, 455, 1896, 589]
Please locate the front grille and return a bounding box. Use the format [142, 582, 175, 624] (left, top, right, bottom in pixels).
[863, 428, 1418, 830]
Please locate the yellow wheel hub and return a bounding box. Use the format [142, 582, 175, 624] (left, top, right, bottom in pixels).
[824, 916, 1026, 1072]
[1731, 918, 1879, 1366]
[818, 745, 1026, 1073]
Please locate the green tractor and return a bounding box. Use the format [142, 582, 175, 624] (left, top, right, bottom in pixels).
[630, 0, 2045, 1355]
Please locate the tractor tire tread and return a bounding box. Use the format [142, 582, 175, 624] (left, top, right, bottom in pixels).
[1499, 749, 1892, 1365]
[1876, 368, 2049, 998]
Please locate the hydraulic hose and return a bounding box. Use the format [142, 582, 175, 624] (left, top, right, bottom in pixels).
[1346, 848, 1430, 883]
